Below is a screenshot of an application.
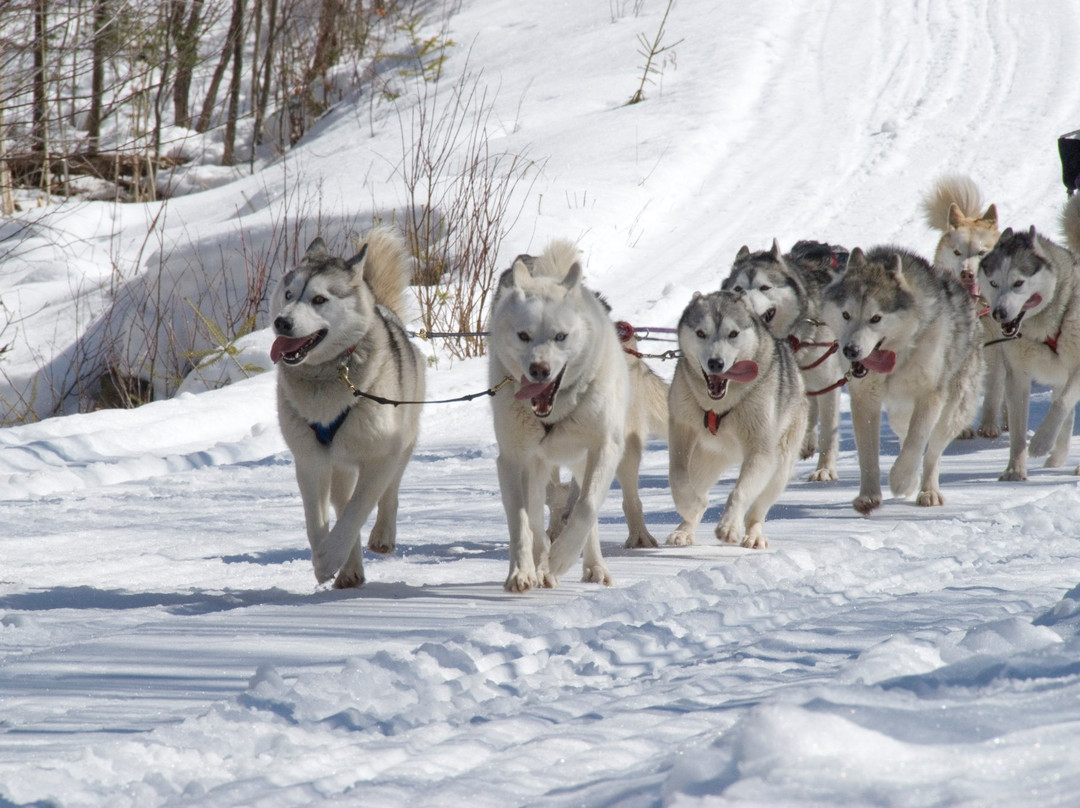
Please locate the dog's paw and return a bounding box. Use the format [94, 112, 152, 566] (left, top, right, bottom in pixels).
[807, 467, 838, 483]
[367, 530, 396, 555]
[976, 424, 1001, 439]
[332, 566, 365, 589]
[1028, 421, 1059, 458]
[582, 565, 612, 586]
[625, 530, 659, 549]
[955, 427, 975, 440]
[741, 525, 769, 549]
[853, 493, 881, 515]
[504, 568, 538, 593]
[916, 489, 944, 507]
[999, 466, 1027, 482]
[665, 525, 696, 546]
[799, 441, 817, 461]
[715, 522, 742, 545]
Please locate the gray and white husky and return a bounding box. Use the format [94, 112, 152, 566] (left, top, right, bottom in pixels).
[977, 225, 1080, 480]
[666, 290, 808, 549]
[270, 228, 424, 588]
[821, 247, 982, 513]
[488, 240, 629, 592]
[921, 174, 1004, 437]
[723, 240, 847, 482]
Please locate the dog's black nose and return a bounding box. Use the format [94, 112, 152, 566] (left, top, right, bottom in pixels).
[529, 361, 550, 381]
[706, 357, 725, 373]
[843, 344, 861, 361]
[274, 315, 292, 334]
[992, 307, 1008, 323]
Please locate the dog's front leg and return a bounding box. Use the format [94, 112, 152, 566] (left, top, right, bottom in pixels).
[294, 457, 336, 583]
[716, 451, 774, 548]
[1030, 370, 1080, 460]
[808, 387, 840, 482]
[548, 441, 620, 583]
[849, 386, 883, 514]
[497, 453, 541, 592]
[890, 392, 943, 500]
[320, 461, 399, 588]
[1001, 363, 1032, 481]
[665, 423, 706, 546]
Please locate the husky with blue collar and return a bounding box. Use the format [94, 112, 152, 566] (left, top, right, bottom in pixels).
[270, 228, 424, 588]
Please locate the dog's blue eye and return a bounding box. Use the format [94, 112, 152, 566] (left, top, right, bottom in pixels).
[554, 333, 567, 342]
[989, 281, 998, 288]
[518, 331, 531, 342]
[695, 329, 707, 339]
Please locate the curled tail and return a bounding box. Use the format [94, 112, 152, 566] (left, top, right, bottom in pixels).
[1062, 194, 1080, 255]
[921, 174, 986, 231]
[529, 238, 583, 281]
[353, 227, 412, 320]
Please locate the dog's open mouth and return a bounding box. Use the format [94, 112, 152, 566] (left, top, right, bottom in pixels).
[515, 369, 565, 418]
[271, 330, 327, 365]
[1000, 293, 1043, 338]
[850, 341, 896, 378]
[702, 360, 759, 400]
[762, 307, 776, 324]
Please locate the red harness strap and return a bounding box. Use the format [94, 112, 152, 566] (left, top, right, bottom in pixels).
[703, 409, 729, 435]
[787, 335, 840, 371]
[1046, 331, 1062, 354]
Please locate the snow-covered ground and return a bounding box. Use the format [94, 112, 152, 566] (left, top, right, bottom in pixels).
[4, 0, 1080, 805]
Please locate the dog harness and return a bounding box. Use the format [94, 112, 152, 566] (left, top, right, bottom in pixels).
[310, 408, 351, 446]
[703, 409, 729, 435]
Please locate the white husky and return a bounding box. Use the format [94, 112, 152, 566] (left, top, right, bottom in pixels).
[666, 290, 808, 549]
[977, 225, 1080, 479]
[270, 229, 424, 588]
[822, 247, 983, 513]
[488, 241, 629, 592]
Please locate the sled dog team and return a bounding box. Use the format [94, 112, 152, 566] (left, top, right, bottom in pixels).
[270, 177, 1080, 592]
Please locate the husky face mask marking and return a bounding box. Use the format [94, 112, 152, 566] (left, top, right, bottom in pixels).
[270, 239, 371, 366]
[822, 249, 911, 377]
[678, 291, 761, 401]
[978, 227, 1054, 338]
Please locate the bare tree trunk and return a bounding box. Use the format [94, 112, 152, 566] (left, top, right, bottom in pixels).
[252, 0, 278, 150]
[86, 0, 109, 155]
[221, 0, 245, 166]
[0, 63, 15, 216]
[31, 0, 48, 155]
[171, 0, 204, 129]
[195, 0, 243, 133]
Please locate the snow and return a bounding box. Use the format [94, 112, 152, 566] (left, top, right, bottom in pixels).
[4, 0, 1080, 805]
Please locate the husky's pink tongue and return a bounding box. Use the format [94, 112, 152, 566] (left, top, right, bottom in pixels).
[270, 335, 309, 364]
[720, 360, 759, 383]
[1022, 293, 1043, 311]
[861, 348, 897, 374]
[515, 376, 555, 401]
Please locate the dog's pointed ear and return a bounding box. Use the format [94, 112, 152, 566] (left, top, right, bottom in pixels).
[848, 247, 867, 268]
[770, 239, 782, 259]
[345, 243, 369, 276]
[982, 203, 998, 226]
[1000, 227, 1014, 240]
[947, 203, 965, 229]
[511, 257, 532, 289]
[304, 237, 328, 260]
[886, 253, 906, 282]
[735, 245, 750, 261]
[561, 261, 583, 291]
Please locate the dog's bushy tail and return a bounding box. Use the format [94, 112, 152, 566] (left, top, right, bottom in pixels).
[921, 174, 985, 231]
[353, 227, 412, 319]
[530, 238, 582, 280]
[1062, 194, 1080, 255]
